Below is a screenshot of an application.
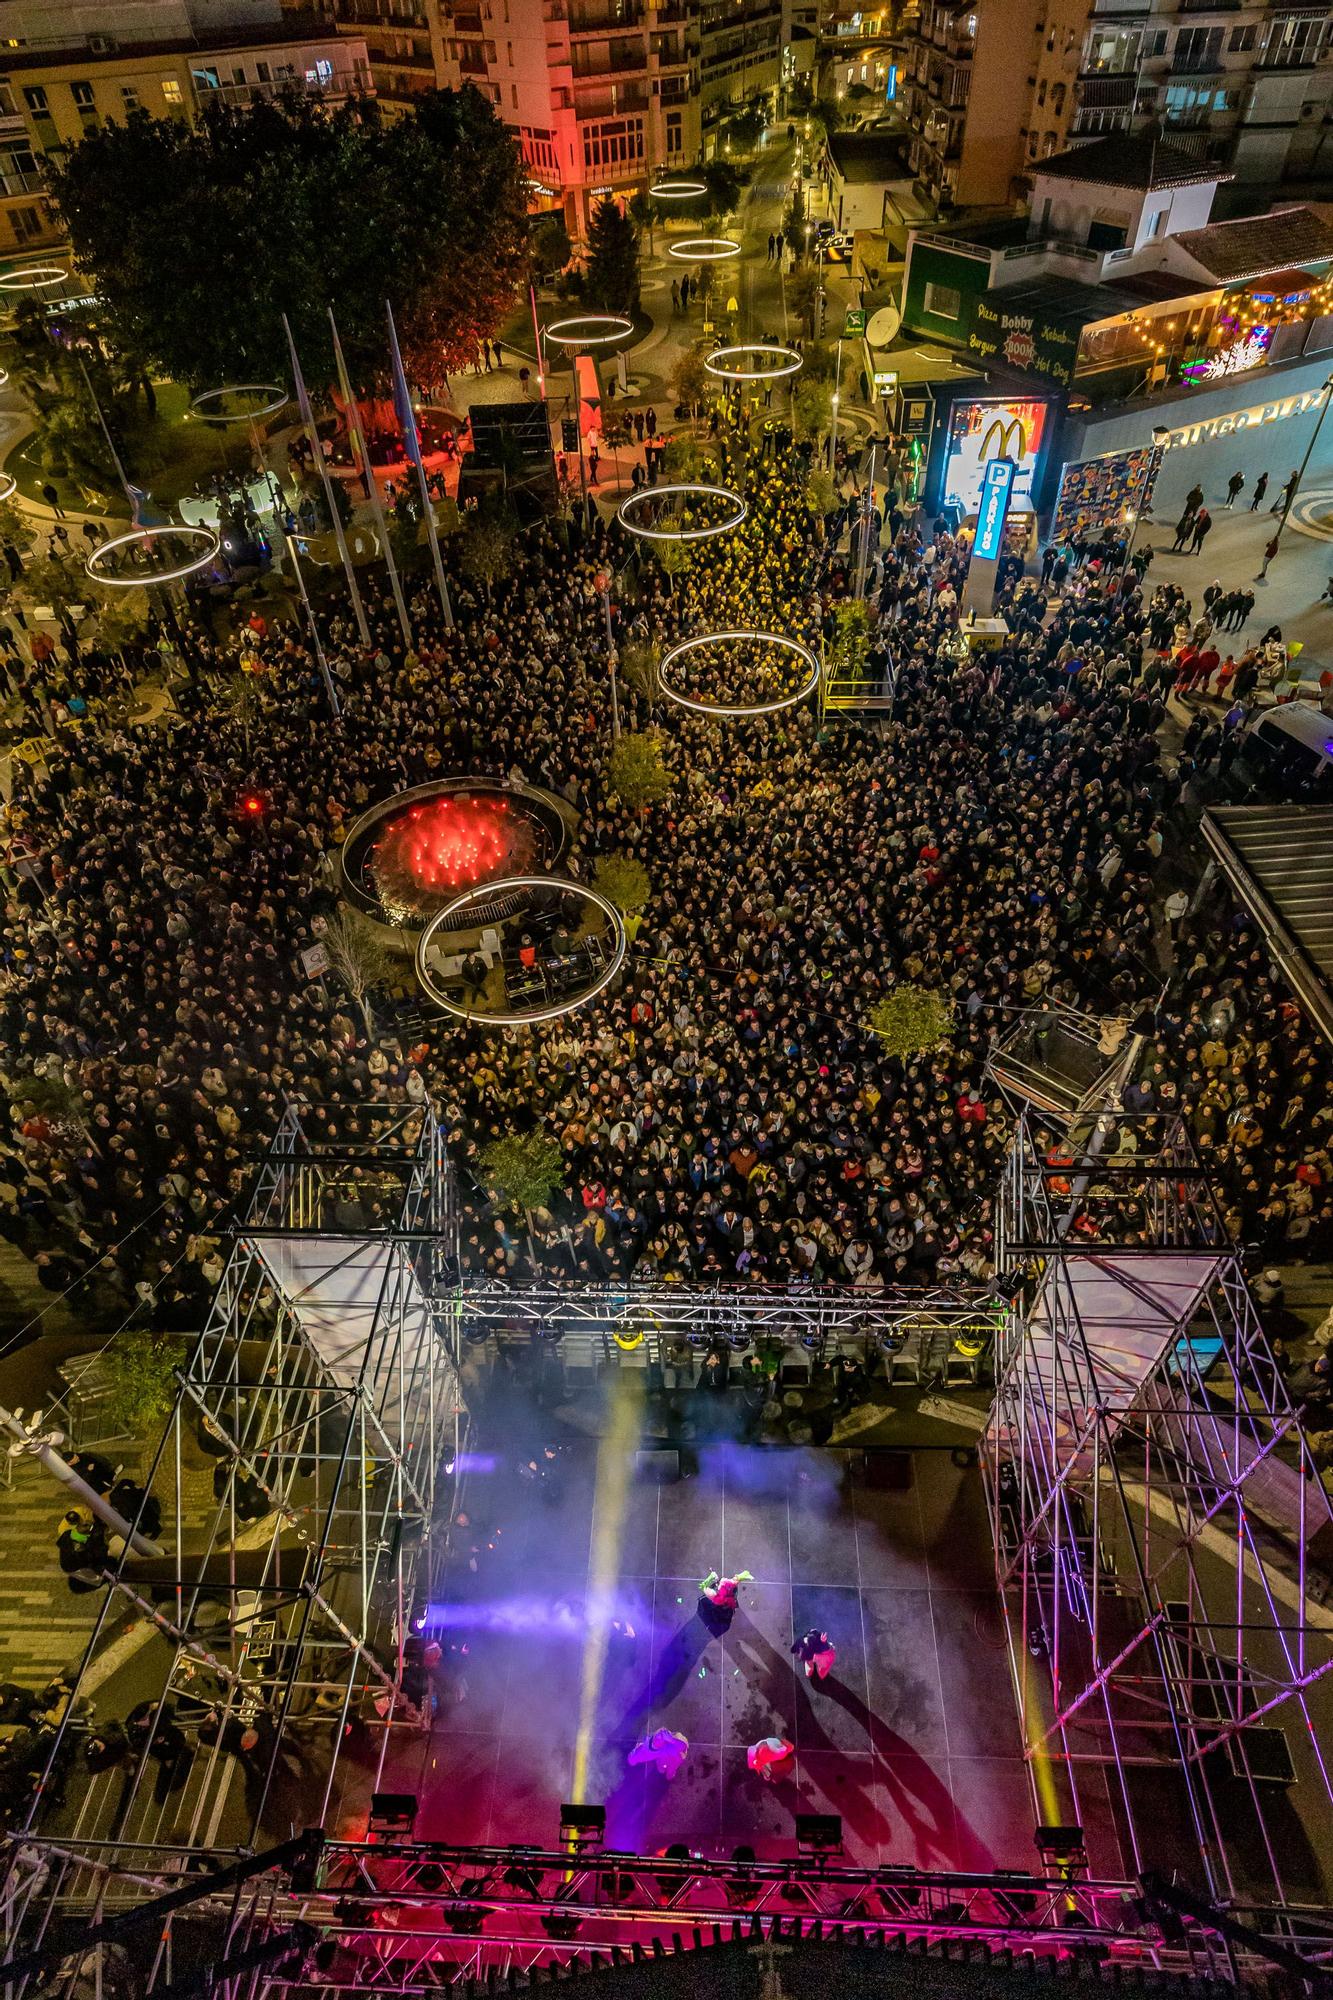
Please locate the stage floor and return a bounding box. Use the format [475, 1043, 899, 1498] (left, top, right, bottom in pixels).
[391, 1442, 1085, 1872]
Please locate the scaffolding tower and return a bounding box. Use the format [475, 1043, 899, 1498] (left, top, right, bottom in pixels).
[3, 1102, 460, 1979]
[982, 1109, 1333, 1912]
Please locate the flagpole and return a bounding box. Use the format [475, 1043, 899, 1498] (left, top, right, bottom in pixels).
[282, 312, 372, 653]
[285, 521, 341, 722]
[329, 308, 413, 652]
[386, 300, 454, 631]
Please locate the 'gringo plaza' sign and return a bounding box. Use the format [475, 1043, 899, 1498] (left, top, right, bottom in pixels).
[1162, 383, 1329, 450]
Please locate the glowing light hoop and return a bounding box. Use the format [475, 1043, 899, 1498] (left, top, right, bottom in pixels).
[658, 629, 820, 718]
[705, 342, 803, 383]
[190, 383, 289, 424]
[416, 875, 627, 1026]
[0, 264, 68, 292]
[85, 525, 221, 588]
[544, 314, 634, 347]
[650, 177, 707, 199]
[0, 472, 15, 504]
[617, 482, 747, 542]
[668, 238, 741, 262]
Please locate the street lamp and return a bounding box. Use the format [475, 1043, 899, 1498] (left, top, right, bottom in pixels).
[1262, 371, 1333, 574]
[594, 567, 621, 740]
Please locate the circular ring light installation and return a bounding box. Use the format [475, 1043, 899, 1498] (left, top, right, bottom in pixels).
[416, 875, 627, 1027]
[650, 176, 707, 199]
[190, 383, 289, 424]
[668, 238, 740, 262]
[704, 342, 803, 383]
[85, 524, 221, 588]
[658, 630, 820, 719]
[0, 264, 68, 291]
[0, 472, 16, 504]
[617, 482, 747, 543]
[544, 314, 634, 347]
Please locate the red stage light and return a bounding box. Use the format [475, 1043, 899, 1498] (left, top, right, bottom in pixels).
[242, 794, 265, 816]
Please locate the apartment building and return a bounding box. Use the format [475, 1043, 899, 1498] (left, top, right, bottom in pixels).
[0, 1, 370, 255]
[897, 0, 1333, 215]
[291, 0, 456, 111]
[1073, 3, 1333, 184]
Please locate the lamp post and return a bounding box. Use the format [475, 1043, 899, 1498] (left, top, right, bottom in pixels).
[595, 567, 621, 740]
[1263, 371, 1333, 571]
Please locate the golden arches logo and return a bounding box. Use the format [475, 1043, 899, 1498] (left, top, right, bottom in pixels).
[980, 415, 1028, 461]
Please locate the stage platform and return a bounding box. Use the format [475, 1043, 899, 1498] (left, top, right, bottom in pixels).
[363, 1441, 1121, 1875]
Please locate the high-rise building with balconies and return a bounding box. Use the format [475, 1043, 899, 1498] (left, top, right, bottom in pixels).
[286, 0, 456, 111]
[897, 0, 1333, 217]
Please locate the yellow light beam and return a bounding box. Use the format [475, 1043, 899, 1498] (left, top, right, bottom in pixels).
[571, 1371, 644, 1805]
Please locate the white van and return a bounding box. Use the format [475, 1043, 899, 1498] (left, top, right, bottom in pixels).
[1231, 702, 1333, 803]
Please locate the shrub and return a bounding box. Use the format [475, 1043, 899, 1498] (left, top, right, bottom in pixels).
[593, 852, 651, 915]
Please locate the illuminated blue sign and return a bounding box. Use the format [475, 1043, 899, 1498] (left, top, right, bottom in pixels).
[974, 455, 1016, 562]
[886, 63, 898, 100]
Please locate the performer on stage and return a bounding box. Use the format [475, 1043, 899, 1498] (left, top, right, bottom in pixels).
[791, 1628, 837, 1682]
[628, 1728, 689, 1779]
[699, 1569, 752, 1633]
[747, 1735, 795, 1784]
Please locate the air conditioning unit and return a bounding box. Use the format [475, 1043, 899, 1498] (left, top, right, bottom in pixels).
[88, 33, 117, 53]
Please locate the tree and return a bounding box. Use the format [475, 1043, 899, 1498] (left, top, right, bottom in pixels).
[320, 910, 398, 1037]
[722, 99, 766, 154]
[701, 159, 744, 221]
[865, 985, 956, 1060]
[459, 514, 515, 603]
[529, 213, 572, 283]
[0, 499, 35, 556]
[592, 851, 651, 915]
[787, 269, 821, 337]
[655, 537, 693, 595]
[479, 1128, 564, 1220]
[6, 1071, 95, 1148]
[618, 637, 660, 702]
[829, 599, 872, 682]
[605, 729, 675, 811]
[782, 187, 807, 256]
[671, 346, 711, 431]
[94, 590, 153, 664]
[792, 376, 832, 444]
[103, 1328, 185, 1439]
[584, 195, 640, 314]
[21, 552, 86, 621]
[627, 189, 657, 257]
[46, 89, 529, 391]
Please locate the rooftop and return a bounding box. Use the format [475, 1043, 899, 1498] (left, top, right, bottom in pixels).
[827, 131, 911, 184]
[1032, 130, 1226, 193]
[0, 10, 358, 72]
[1168, 205, 1333, 284]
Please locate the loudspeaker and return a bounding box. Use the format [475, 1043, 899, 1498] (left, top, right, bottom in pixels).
[635, 1448, 680, 1483]
[368, 1792, 417, 1837]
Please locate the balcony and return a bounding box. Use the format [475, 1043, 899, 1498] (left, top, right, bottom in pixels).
[454, 9, 483, 27]
[569, 5, 644, 29]
[571, 43, 646, 75]
[0, 169, 47, 198]
[1077, 69, 1136, 104]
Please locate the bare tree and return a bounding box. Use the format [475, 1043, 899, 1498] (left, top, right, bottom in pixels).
[321, 911, 398, 1040]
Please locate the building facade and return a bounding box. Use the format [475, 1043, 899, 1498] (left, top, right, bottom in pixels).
[0, 2, 370, 256]
[896, 0, 1333, 213]
[291, 0, 455, 112]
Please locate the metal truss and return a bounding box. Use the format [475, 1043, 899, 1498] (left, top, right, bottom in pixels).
[982, 1110, 1333, 1913]
[455, 1278, 1002, 1372]
[6, 1833, 1330, 1995]
[3, 1102, 461, 1987]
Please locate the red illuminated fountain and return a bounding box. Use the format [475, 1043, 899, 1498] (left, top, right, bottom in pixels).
[369, 793, 539, 923]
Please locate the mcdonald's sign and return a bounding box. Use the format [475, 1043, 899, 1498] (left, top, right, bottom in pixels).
[943, 396, 1050, 517]
[980, 414, 1030, 462]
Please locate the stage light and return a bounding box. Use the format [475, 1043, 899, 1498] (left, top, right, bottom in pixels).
[795, 1813, 843, 1857]
[242, 794, 265, 816]
[541, 1912, 584, 1940]
[559, 1802, 605, 1853]
[1035, 1824, 1086, 1874]
[368, 1792, 418, 1839]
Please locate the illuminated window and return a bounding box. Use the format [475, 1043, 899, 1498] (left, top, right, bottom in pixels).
[162, 78, 183, 103]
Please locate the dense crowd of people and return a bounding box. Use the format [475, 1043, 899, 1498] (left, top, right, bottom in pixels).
[0, 415, 1330, 1355]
